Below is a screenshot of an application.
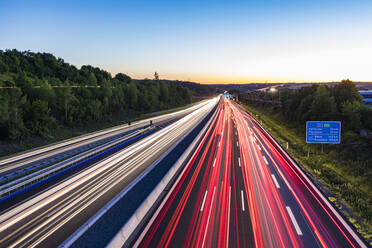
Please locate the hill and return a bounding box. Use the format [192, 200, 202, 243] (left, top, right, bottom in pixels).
[0, 49, 211, 144]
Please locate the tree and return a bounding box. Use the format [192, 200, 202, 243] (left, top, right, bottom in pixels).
[114, 73, 131, 84]
[25, 100, 56, 137]
[331, 80, 363, 110]
[0, 58, 8, 73]
[341, 100, 362, 131]
[87, 72, 97, 86]
[0, 89, 10, 137]
[56, 84, 77, 124]
[127, 82, 138, 109]
[159, 82, 169, 104]
[154, 72, 159, 81]
[310, 85, 337, 120]
[14, 70, 32, 89]
[8, 88, 27, 139]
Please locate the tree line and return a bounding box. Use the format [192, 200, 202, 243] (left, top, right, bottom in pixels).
[278, 81, 372, 134]
[0, 49, 194, 140]
[241, 80, 372, 158]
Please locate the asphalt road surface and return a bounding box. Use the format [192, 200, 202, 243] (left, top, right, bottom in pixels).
[136, 98, 366, 248]
[0, 98, 218, 247]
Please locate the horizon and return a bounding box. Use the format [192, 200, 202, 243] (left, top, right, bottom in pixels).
[1, 0, 372, 84]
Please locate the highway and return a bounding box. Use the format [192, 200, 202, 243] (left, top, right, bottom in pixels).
[0, 100, 207, 175]
[0, 101, 211, 205]
[0, 98, 218, 247]
[136, 98, 366, 248]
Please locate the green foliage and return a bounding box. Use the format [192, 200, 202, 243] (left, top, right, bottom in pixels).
[25, 100, 56, 137]
[266, 81, 369, 135]
[0, 49, 195, 140]
[127, 82, 138, 109]
[242, 103, 372, 242]
[341, 101, 363, 131]
[159, 82, 169, 103]
[114, 73, 131, 84]
[310, 85, 337, 120]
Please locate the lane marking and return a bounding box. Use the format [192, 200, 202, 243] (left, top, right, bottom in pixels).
[240, 190, 245, 211]
[200, 190, 208, 211]
[257, 144, 262, 151]
[235, 131, 237, 135]
[238, 157, 241, 167]
[201, 186, 216, 247]
[263, 155, 269, 165]
[253, 137, 257, 142]
[218, 141, 220, 147]
[286, 206, 303, 235]
[271, 174, 280, 189]
[226, 186, 231, 247]
[236, 141, 239, 147]
[213, 158, 216, 168]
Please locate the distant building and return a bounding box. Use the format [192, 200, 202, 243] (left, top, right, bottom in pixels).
[359, 91, 372, 105]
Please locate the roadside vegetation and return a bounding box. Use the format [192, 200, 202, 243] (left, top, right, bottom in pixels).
[240, 81, 372, 244]
[0, 49, 214, 156]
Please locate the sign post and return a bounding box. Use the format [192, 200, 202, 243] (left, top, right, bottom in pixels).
[306, 121, 341, 154]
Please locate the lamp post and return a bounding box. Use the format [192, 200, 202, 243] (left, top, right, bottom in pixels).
[269, 87, 277, 103]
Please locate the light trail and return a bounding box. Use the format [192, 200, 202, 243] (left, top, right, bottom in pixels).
[0, 98, 218, 247]
[137, 97, 366, 248]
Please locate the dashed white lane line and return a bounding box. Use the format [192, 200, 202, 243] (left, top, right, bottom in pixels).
[271, 174, 280, 189]
[257, 144, 262, 151]
[200, 190, 208, 211]
[241, 190, 245, 211]
[286, 206, 303, 235]
[218, 141, 220, 147]
[263, 155, 269, 165]
[238, 157, 241, 167]
[236, 141, 239, 147]
[213, 158, 216, 167]
[235, 131, 237, 135]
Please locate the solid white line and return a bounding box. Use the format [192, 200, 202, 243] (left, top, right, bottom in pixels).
[200, 190, 208, 211]
[240, 190, 245, 211]
[256, 116, 367, 248]
[201, 186, 216, 247]
[213, 158, 216, 167]
[263, 155, 269, 165]
[257, 144, 262, 151]
[271, 174, 280, 189]
[286, 206, 303, 235]
[226, 186, 231, 247]
[238, 157, 241, 167]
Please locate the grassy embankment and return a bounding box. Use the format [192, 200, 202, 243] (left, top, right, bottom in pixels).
[241, 103, 372, 245]
[0, 100, 202, 158]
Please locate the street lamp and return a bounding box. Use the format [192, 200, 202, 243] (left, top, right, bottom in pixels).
[269, 87, 277, 102]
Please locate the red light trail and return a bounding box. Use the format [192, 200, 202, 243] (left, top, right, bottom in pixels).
[136, 98, 366, 248]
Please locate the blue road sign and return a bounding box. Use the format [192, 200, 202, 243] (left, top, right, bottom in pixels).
[222, 93, 232, 98]
[306, 121, 341, 143]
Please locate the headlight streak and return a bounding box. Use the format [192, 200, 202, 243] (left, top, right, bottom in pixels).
[0, 98, 218, 247]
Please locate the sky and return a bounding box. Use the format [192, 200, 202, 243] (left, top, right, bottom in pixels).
[0, 0, 372, 84]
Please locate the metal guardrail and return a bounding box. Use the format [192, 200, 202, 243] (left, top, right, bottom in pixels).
[0, 129, 155, 204]
[60, 104, 218, 248]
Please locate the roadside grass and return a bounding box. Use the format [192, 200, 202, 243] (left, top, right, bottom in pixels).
[0, 101, 203, 158]
[242, 103, 372, 244]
